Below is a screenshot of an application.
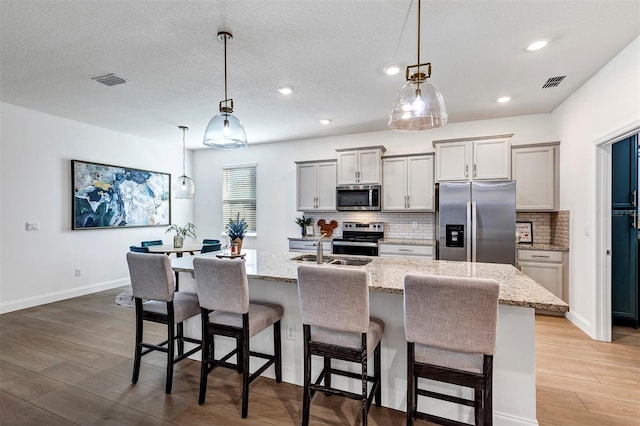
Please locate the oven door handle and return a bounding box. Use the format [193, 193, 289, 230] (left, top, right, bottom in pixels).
[332, 240, 378, 248]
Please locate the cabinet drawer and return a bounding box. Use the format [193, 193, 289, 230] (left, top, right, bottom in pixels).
[379, 244, 434, 258]
[517, 250, 563, 262]
[289, 240, 332, 252]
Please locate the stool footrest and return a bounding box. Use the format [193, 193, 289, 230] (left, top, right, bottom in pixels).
[417, 388, 475, 407]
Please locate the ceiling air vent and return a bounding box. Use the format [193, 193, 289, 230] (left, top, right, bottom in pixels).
[92, 73, 128, 87]
[541, 75, 566, 89]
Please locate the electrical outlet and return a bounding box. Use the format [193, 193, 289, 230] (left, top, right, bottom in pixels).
[25, 221, 39, 231]
[286, 324, 295, 341]
[75, 268, 82, 277]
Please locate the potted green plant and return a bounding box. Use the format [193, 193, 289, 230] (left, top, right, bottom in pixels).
[295, 215, 313, 236]
[165, 222, 197, 248]
[225, 213, 248, 252]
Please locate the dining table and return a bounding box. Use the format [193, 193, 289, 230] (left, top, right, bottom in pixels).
[146, 243, 206, 290]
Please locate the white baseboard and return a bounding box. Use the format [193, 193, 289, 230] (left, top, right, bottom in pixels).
[494, 411, 539, 426]
[0, 278, 130, 314]
[565, 310, 594, 338]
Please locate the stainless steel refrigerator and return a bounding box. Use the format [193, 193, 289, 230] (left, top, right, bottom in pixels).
[438, 181, 516, 266]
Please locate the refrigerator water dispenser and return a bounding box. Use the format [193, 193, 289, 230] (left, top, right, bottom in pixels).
[446, 224, 465, 248]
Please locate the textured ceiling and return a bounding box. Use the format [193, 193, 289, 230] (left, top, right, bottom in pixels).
[1, 0, 638, 149]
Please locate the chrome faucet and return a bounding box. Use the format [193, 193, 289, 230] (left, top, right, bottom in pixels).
[315, 233, 329, 264]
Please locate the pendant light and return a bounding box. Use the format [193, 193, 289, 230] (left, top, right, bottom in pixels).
[203, 31, 248, 149]
[388, 0, 447, 131]
[173, 125, 196, 199]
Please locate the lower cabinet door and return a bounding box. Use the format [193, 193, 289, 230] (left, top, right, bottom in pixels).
[519, 261, 563, 300]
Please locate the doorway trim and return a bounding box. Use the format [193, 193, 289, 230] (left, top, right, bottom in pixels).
[593, 119, 640, 341]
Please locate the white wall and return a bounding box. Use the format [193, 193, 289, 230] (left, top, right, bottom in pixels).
[0, 103, 194, 312]
[193, 113, 554, 253]
[552, 36, 640, 337]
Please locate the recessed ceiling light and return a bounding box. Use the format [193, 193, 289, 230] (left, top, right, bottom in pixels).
[525, 39, 549, 52]
[278, 86, 293, 95]
[497, 96, 511, 103]
[319, 119, 332, 125]
[383, 65, 401, 76]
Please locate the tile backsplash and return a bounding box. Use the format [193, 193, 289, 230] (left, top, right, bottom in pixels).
[302, 210, 570, 247]
[516, 210, 570, 246]
[302, 211, 436, 240]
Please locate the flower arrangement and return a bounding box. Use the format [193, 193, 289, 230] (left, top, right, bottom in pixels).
[226, 213, 248, 241]
[165, 222, 196, 248]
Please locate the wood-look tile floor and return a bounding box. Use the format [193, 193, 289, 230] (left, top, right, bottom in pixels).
[1, 287, 638, 425]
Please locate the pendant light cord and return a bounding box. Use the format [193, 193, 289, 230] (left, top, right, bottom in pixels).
[223, 34, 228, 103]
[416, 0, 422, 90]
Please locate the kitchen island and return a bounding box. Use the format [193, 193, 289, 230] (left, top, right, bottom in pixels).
[173, 250, 568, 425]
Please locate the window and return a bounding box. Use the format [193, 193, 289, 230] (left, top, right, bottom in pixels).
[223, 164, 257, 234]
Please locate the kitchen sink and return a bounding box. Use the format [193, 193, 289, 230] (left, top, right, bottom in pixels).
[328, 258, 372, 266]
[290, 254, 372, 266]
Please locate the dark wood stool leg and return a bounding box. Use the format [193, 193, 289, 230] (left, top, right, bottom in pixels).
[165, 314, 175, 394]
[177, 322, 184, 357]
[475, 389, 483, 425]
[302, 325, 311, 426]
[374, 342, 382, 408]
[241, 314, 250, 418]
[274, 321, 282, 383]
[199, 310, 210, 405]
[406, 342, 415, 426]
[484, 355, 493, 426]
[132, 299, 143, 384]
[360, 337, 368, 426]
[324, 356, 331, 395]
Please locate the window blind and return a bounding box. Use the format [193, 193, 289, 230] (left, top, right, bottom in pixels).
[223, 165, 257, 233]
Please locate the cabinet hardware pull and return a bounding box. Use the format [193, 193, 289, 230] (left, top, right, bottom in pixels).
[473, 163, 477, 177]
[407, 195, 410, 208]
[531, 255, 550, 258]
[399, 248, 412, 252]
[465, 164, 469, 177]
[632, 190, 637, 207]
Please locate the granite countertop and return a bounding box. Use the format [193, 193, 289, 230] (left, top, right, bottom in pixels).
[288, 236, 334, 241]
[517, 243, 569, 252]
[173, 250, 569, 312]
[378, 238, 435, 246]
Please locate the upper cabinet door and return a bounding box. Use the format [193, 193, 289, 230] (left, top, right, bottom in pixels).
[512, 144, 558, 211]
[358, 149, 382, 184]
[316, 161, 337, 210]
[297, 163, 319, 211]
[382, 157, 407, 210]
[337, 151, 359, 185]
[407, 155, 434, 210]
[435, 142, 472, 181]
[473, 138, 511, 180]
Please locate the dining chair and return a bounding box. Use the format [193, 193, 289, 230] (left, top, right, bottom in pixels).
[296, 264, 384, 426]
[403, 273, 499, 426]
[126, 252, 202, 394]
[202, 239, 222, 253]
[193, 257, 283, 418]
[141, 240, 163, 247]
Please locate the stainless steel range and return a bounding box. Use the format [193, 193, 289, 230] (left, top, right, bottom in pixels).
[332, 222, 384, 256]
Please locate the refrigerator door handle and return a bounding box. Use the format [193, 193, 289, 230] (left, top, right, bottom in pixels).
[466, 201, 472, 261]
[471, 201, 477, 262]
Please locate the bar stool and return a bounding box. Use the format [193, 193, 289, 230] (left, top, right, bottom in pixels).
[403, 274, 500, 426]
[126, 252, 202, 394]
[297, 264, 384, 426]
[193, 257, 283, 418]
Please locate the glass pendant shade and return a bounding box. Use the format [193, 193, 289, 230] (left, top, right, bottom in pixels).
[173, 125, 195, 199]
[388, 77, 447, 131]
[173, 175, 196, 199]
[203, 112, 248, 149]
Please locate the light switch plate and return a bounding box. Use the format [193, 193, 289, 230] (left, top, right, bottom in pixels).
[25, 221, 39, 231]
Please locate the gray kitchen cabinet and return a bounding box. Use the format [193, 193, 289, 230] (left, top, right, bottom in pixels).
[336, 146, 385, 185]
[518, 249, 568, 313]
[382, 154, 434, 211]
[433, 135, 512, 182]
[296, 160, 337, 211]
[289, 239, 332, 253]
[512, 142, 559, 211]
[379, 243, 434, 259]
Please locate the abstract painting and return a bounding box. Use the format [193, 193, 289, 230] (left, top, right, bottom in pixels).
[72, 160, 171, 229]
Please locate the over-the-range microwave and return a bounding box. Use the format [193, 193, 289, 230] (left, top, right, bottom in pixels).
[336, 185, 381, 211]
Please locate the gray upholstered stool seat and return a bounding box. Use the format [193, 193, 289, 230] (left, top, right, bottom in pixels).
[403, 273, 499, 426]
[297, 264, 384, 426]
[126, 252, 202, 395]
[193, 257, 283, 419]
